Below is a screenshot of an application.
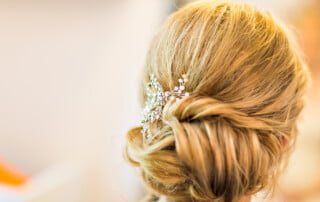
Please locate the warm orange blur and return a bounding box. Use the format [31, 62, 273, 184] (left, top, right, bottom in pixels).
[0, 160, 28, 186]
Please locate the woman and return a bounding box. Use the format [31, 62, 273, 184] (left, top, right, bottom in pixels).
[125, 0, 310, 201]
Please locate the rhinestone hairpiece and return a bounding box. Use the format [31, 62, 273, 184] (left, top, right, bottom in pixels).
[141, 74, 190, 139]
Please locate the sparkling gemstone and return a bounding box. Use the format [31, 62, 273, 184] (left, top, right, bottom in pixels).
[142, 74, 190, 139]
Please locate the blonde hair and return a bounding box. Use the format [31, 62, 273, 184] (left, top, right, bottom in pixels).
[125, 0, 310, 201]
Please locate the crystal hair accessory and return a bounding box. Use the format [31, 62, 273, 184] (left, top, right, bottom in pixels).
[141, 74, 190, 139]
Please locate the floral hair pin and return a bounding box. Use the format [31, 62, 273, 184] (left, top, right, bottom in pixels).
[141, 74, 190, 139]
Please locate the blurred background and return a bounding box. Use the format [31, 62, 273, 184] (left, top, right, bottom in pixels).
[0, 0, 319, 201]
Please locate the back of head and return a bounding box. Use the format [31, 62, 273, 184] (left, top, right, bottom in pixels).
[125, 0, 310, 201]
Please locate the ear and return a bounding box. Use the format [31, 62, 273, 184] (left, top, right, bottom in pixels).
[280, 135, 288, 148]
[280, 129, 293, 149]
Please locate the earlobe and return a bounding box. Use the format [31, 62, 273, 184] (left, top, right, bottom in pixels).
[280, 135, 289, 148]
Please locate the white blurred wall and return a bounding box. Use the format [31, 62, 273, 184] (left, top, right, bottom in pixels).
[0, 0, 171, 201]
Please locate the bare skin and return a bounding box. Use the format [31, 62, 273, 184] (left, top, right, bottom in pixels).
[159, 195, 251, 201]
[238, 196, 251, 202]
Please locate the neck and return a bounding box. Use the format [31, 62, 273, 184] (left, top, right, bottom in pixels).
[239, 196, 251, 202]
[159, 195, 252, 202]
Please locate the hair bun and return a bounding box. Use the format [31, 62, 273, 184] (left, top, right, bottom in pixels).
[136, 95, 282, 201]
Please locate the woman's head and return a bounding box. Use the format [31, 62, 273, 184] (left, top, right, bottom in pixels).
[125, 0, 310, 201]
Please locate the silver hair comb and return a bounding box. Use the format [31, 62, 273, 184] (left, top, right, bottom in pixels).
[141, 74, 190, 139]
